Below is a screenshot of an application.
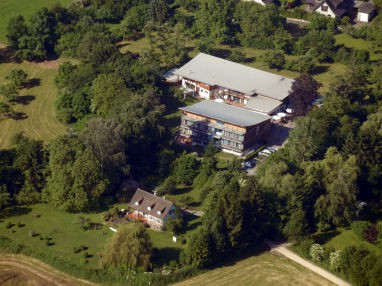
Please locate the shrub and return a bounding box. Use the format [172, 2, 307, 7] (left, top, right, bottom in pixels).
[330, 250, 341, 271]
[310, 244, 324, 262]
[377, 221, 382, 240]
[296, 238, 315, 258]
[260, 50, 285, 69]
[79, 245, 88, 251]
[364, 225, 378, 244]
[17, 222, 24, 228]
[73, 247, 81, 253]
[177, 196, 195, 208]
[83, 251, 89, 259]
[351, 221, 371, 241]
[6, 222, 12, 229]
[80, 258, 88, 265]
[28, 230, 36, 237]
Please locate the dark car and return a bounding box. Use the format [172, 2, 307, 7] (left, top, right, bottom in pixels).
[244, 159, 257, 168]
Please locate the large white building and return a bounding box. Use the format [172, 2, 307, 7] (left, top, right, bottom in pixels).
[174, 53, 294, 116]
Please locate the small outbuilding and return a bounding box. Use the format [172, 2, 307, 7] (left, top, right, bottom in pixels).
[357, 2, 376, 22]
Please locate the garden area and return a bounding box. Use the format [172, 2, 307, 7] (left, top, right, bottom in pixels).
[0, 203, 201, 270]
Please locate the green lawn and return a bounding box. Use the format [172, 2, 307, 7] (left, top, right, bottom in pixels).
[335, 33, 382, 61]
[0, 0, 74, 43]
[317, 228, 381, 253]
[0, 61, 66, 149]
[216, 151, 237, 169]
[175, 252, 334, 286]
[0, 203, 200, 268]
[0, 204, 111, 268]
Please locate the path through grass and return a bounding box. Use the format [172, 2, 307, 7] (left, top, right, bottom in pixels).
[0, 61, 66, 149]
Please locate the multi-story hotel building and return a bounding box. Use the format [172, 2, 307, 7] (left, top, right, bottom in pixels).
[175, 53, 294, 116]
[179, 100, 271, 156]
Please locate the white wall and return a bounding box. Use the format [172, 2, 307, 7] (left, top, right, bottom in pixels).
[315, 4, 336, 18]
[358, 12, 370, 22]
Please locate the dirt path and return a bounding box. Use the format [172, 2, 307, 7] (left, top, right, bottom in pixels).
[264, 240, 351, 286]
[0, 254, 96, 286]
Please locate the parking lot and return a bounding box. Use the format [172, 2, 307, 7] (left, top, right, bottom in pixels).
[243, 121, 294, 176]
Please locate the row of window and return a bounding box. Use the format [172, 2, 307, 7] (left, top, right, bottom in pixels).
[183, 120, 244, 141]
[221, 139, 243, 150]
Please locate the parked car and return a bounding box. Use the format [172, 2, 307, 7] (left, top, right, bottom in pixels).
[258, 150, 270, 158]
[244, 159, 257, 168]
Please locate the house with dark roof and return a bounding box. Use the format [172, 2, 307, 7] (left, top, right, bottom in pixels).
[175, 53, 294, 116]
[128, 189, 176, 231]
[312, 0, 353, 18]
[357, 2, 376, 22]
[179, 100, 271, 156]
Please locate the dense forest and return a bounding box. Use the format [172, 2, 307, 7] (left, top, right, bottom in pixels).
[0, 0, 382, 285]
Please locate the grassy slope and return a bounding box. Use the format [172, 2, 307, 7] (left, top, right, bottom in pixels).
[0, 204, 111, 268]
[322, 228, 381, 253]
[0, 204, 195, 268]
[175, 252, 334, 286]
[0, 61, 66, 149]
[0, 0, 74, 43]
[335, 33, 382, 61]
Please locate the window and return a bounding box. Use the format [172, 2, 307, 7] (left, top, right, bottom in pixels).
[321, 5, 328, 11]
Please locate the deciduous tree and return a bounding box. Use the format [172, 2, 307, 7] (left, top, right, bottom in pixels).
[289, 74, 321, 117]
[101, 223, 152, 270]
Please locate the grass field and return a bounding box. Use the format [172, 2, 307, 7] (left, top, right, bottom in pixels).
[0, 61, 66, 149]
[317, 228, 382, 253]
[174, 252, 334, 286]
[335, 33, 382, 61]
[0, 0, 74, 43]
[0, 203, 196, 268]
[0, 254, 93, 286]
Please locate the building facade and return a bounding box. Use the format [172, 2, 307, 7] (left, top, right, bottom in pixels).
[176, 53, 294, 116]
[129, 189, 176, 231]
[179, 100, 271, 156]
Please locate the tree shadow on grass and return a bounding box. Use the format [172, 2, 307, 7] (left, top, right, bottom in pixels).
[0, 206, 32, 219]
[212, 48, 232, 59]
[152, 247, 182, 266]
[173, 186, 192, 195]
[14, 95, 35, 105]
[10, 112, 28, 120]
[210, 243, 268, 269]
[312, 230, 341, 244]
[24, 78, 41, 89]
[310, 65, 330, 75]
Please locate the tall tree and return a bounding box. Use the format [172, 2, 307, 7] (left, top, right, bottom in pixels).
[12, 134, 48, 204]
[314, 147, 359, 227]
[44, 134, 109, 212]
[6, 69, 27, 89]
[6, 15, 28, 50]
[90, 73, 129, 116]
[195, 0, 235, 44]
[82, 118, 129, 186]
[101, 223, 152, 270]
[289, 74, 321, 117]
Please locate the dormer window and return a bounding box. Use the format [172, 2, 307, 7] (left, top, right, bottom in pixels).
[321, 5, 328, 11]
[135, 198, 143, 205]
[157, 210, 162, 215]
[147, 203, 155, 211]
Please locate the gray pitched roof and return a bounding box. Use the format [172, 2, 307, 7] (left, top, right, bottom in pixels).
[129, 189, 174, 220]
[358, 2, 375, 13]
[175, 53, 293, 101]
[245, 96, 283, 115]
[180, 100, 271, 127]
